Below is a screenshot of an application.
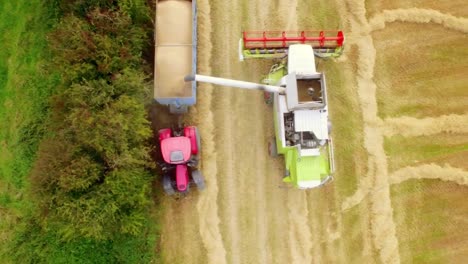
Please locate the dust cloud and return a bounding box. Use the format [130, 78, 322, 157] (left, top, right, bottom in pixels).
[369, 8, 468, 33]
[390, 164, 468, 186]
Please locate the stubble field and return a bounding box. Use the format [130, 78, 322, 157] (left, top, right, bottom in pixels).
[155, 0, 468, 263]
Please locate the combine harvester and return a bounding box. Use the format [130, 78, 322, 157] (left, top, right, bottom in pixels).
[186, 30, 344, 189]
[154, 0, 204, 195]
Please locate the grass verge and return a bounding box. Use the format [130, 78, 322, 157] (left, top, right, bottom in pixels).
[0, 0, 59, 258]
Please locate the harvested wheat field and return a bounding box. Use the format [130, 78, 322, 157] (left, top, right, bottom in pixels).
[154, 0, 468, 263]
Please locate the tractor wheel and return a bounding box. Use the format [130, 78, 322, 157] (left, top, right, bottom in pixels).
[184, 126, 201, 156]
[268, 139, 278, 157]
[158, 128, 172, 141]
[162, 174, 176, 195]
[192, 170, 205, 191]
[264, 92, 273, 105]
[195, 127, 201, 155]
[187, 157, 199, 167]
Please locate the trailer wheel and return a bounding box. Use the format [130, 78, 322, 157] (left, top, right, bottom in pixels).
[268, 139, 278, 157]
[192, 170, 205, 191]
[163, 174, 176, 195]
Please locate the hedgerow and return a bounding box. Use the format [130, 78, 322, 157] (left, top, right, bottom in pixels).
[8, 0, 158, 262]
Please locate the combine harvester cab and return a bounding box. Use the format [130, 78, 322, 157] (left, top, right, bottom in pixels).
[186, 30, 344, 189]
[154, 0, 197, 114]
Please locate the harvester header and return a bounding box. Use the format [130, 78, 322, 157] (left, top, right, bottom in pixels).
[240, 30, 345, 60]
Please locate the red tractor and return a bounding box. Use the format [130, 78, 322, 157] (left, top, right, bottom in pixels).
[158, 126, 205, 195]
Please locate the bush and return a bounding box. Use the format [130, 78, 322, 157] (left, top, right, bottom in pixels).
[48, 10, 147, 83]
[10, 0, 157, 262]
[11, 217, 156, 263]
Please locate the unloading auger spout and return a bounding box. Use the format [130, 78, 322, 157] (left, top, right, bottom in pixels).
[184, 74, 286, 94]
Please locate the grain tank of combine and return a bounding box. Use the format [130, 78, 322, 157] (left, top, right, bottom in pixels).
[154, 0, 197, 114]
[186, 30, 344, 189]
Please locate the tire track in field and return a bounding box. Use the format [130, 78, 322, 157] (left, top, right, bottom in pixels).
[208, 1, 241, 263]
[194, 1, 227, 263]
[390, 164, 468, 186]
[332, 0, 375, 259]
[276, 1, 314, 263]
[223, 1, 281, 262]
[234, 0, 278, 262]
[286, 191, 313, 264]
[306, 192, 323, 263]
[369, 8, 468, 33]
[382, 113, 468, 137]
[258, 2, 300, 262]
[250, 4, 268, 264]
[340, 1, 402, 263]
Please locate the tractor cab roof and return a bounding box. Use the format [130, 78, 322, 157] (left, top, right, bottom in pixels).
[161, 137, 192, 164]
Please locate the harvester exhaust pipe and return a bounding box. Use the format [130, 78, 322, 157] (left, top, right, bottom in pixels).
[185, 74, 286, 94]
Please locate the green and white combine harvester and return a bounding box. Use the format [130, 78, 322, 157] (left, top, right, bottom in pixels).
[186, 30, 345, 189]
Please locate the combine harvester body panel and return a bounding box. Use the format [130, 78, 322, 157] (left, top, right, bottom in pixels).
[154, 0, 197, 113]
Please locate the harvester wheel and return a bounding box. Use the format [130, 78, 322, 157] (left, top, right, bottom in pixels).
[163, 174, 176, 195]
[192, 170, 205, 191]
[268, 139, 278, 157]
